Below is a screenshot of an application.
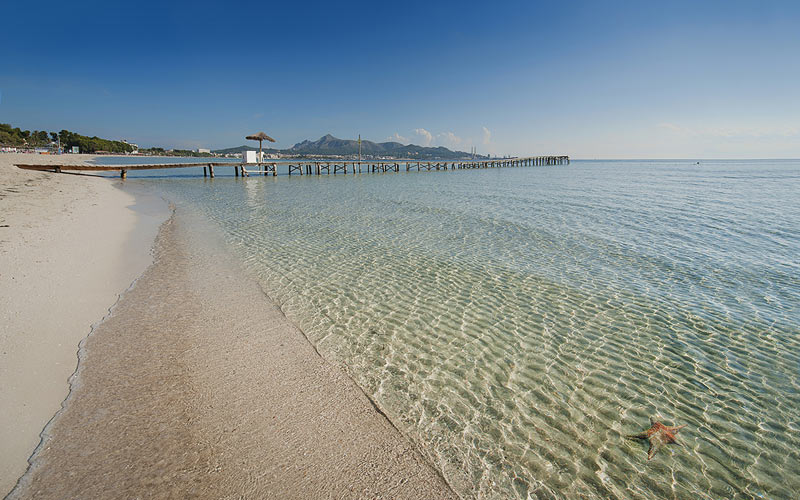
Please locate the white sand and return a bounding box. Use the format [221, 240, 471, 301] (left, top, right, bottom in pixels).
[2, 155, 455, 498]
[0, 154, 167, 496]
[10, 209, 456, 499]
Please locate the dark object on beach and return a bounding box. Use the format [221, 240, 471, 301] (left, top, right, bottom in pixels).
[627, 417, 686, 460]
[0, 224, 9, 227]
[246, 132, 276, 162]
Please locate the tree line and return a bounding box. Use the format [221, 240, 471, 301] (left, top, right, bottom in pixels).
[0, 123, 135, 153]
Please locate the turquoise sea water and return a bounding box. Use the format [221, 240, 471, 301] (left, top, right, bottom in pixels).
[124, 159, 799, 499]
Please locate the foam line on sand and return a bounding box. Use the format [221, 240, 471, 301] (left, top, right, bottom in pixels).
[0, 154, 167, 497]
[9, 204, 457, 499]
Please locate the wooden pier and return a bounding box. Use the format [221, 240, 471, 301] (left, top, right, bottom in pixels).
[15, 155, 569, 178]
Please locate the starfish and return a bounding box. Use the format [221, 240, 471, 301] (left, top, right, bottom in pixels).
[627, 417, 686, 460]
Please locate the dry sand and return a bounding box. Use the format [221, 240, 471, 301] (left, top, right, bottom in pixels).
[0, 154, 166, 497]
[2, 156, 457, 499]
[9, 207, 457, 499]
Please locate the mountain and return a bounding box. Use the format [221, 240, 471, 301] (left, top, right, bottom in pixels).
[213, 135, 483, 160]
[287, 134, 474, 159]
[213, 145, 279, 155]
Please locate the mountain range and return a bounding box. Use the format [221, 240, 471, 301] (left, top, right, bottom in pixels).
[214, 134, 486, 160]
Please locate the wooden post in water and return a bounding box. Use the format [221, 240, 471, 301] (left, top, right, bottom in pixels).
[17, 155, 569, 181]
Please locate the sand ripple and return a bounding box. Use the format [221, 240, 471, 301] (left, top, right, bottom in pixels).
[155, 160, 800, 499]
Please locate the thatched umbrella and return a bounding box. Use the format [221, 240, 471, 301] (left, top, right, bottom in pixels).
[246, 132, 275, 163]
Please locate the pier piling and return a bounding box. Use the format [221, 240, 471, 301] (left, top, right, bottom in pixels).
[17, 155, 569, 181]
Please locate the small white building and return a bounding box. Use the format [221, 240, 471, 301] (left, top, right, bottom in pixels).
[243, 150, 257, 163]
[122, 140, 139, 154]
[197, 148, 211, 154]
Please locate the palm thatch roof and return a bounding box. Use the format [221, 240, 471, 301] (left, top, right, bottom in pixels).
[246, 132, 275, 142]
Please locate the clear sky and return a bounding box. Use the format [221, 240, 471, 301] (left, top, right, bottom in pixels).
[2, 0, 798, 158]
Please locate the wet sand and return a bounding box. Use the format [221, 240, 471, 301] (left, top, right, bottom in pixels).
[9, 206, 456, 499]
[0, 154, 166, 496]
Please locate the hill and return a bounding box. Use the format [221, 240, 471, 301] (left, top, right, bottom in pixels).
[0, 123, 135, 153]
[214, 135, 484, 160]
[287, 134, 477, 159]
[213, 145, 279, 155]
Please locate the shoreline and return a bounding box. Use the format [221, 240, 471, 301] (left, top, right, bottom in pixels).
[0, 154, 168, 496]
[2, 161, 456, 498]
[9, 203, 456, 499]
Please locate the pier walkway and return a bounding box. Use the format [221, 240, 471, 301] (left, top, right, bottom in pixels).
[16, 155, 569, 178]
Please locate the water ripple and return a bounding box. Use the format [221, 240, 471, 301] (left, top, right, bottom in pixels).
[149, 160, 800, 499]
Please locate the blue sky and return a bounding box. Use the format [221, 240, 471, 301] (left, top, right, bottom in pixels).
[2, 0, 798, 158]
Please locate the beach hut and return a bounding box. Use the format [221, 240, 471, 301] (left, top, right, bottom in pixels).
[246, 132, 275, 163]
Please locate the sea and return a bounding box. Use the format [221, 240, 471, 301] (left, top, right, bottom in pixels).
[104, 157, 800, 499]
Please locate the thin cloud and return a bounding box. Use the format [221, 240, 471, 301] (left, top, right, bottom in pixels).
[657, 122, 799, 139]
[414, 128, 433, 146]
[437, 131, 462, 147]
[657, 122, 688, 134]
[387, 132, 409, 144]
[482, 126, 492, 145]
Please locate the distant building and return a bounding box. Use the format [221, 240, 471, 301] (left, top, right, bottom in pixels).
[197, 148, 211, 154]
[243, 151, 257, 163]
[121, 140, 139, 154]
[122, 139, 139, 155]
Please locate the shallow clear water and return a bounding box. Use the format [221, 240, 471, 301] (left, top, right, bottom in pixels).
[133, 160, 799, 499]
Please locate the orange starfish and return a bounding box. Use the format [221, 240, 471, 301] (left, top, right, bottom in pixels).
[628, 417, 686, 460]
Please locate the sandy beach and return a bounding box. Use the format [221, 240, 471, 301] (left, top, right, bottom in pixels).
[0, 154, 166, 496]
[1, 156, 456, 499]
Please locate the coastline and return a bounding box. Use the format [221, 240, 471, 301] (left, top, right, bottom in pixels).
[2, 157, 455, 498]
[9, 203, 456, 499]
[0, 154, 168, 496]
